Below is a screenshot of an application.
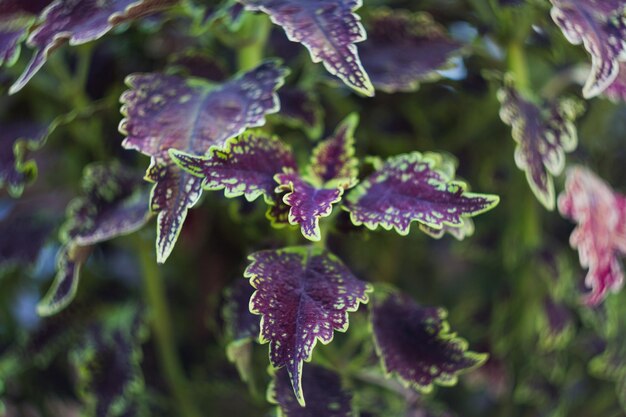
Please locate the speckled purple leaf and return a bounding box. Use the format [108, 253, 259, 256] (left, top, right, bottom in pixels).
[419, 219, 475, 241]
[371, 293, 487, 391]
[239, 0, 374, 96]
[120, 61, 287, 262]
[244, 246, 371, 405]
[170, 131, 296, 203]
[266, 191, 292, 227]
[276, 87, 324, 138]
[0, 122, 48, 197]
[307, 113, 358, 188]
[360, 9, 462, 93]
[38, 163, 152, 316]
[9, 0, 176, 93]
[270, 365, 353, 416]
[343, 152, 499, 236]
[275, 170, 344, 241]
[498, 78, 583, 210]
[549, 0, 626, 98]
[0, 0, 51, 66]
[223, 279, 261, 382]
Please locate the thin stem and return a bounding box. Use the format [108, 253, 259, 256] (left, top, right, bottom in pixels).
[237, 14, 271, 71]
[507, 41, 530, 94]
[137, 236, 203, 417]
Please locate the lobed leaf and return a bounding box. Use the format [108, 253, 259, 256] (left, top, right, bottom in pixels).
[170, 131, 297, 203]
[371, 293, 487, 392]
[10, 0, 176, 94]
[497, 78, 583, 210]
[0, 122, 48, 198]
[275, 170, 344, 241]
[549, 0, 626, 98]
[360, 8, 463, 93]
[244, 246, 371, 405]
[239, 0, 374, 96]
[120, 61, 288, 262]
[343, 152, 499, 236]
[269, 365, 354, 416]
[307, 113, 358, 188]
[558, 166, 626, 305]
[38, 163, 152, 316]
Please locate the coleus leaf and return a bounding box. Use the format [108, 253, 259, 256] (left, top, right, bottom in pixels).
[360, 8, 463, 93]
[120, 60, 288, 263]
[9, 0, 176, 94]
[538, 297, 574, 351]
[239, 0, 374, 96]
[497, 77, 583, 210]
[38, 163, 152, 316]
[549, 0, 626, 98]
[275, 170, 344, 241]
[0, 122, 48, 197]
[275, 114, 359, 241]
[70, 305, 148, 417]
[269, 365, 354, 416]
[371, 293, 487, 391]
[276, 87, 324, 139]
[0, 0, 52, 67]
[244, 246, 371, 405]
[169, 131, 296, 204]
[223, 279, 261, 383]
[343, 152, 499, 236]
[558, 166, 626, 305]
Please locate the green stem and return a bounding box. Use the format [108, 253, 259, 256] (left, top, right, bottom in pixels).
[508, 41, 530, 94]
[137, 237, 203, 417]
[237, 14, 271, 71]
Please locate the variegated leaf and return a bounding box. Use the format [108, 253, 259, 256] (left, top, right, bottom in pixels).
[244, 246, 371, 405]
[239, 0, 374, 96]
[497, 78, 583, 210]
[120, 61, 287, 262]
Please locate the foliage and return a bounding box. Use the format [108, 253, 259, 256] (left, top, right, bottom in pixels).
[1, 1, 626, 417]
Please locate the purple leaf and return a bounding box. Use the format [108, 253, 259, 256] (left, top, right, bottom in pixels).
[239, 0, 374, 96]
[275, 87, 324, 138]
[71, 305, 147, 417]
[120, 61, 287, 262]
[244, 246, 371, 405]
[360, 9, 463, 93]
[343, 152, 499, 236]
[558, 166, 626, 305]
[270, 365, 353, 416]
[603, 62, 626, 101]
[10, 0, 175, 94]
[549, 0, 626, 98]
[169, 131, 296, 203]
[307, 113, 358, 188]
[538, 297, 574, 351]
[275, 170, 344, 241]
[0, 122, 48, 197]
[0, 0, 51, 67]
[38, 163, 152, 316]
[266, 191, 293, 227]
[497, 78, 583, 210]
[223, 279, 260, 382]
[371, 293, 487, 391]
